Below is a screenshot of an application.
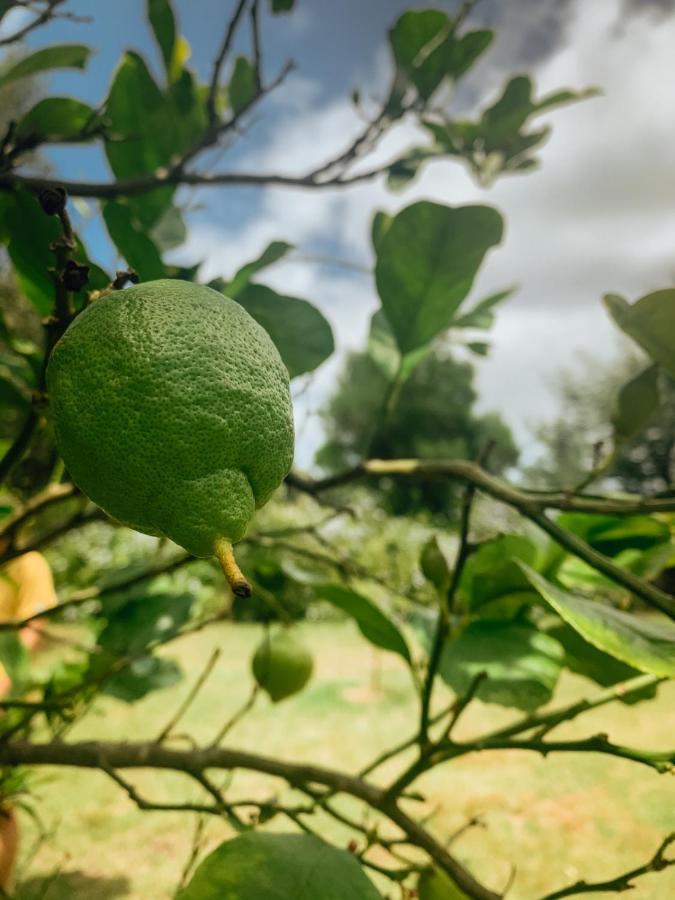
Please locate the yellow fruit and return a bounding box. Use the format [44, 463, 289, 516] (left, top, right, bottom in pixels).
[0, 552, 57, 622]
[251, 631, 313, 702]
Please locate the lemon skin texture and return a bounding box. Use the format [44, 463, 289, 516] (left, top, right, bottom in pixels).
[252, 631, 313, 703]
[46, 279, 294, 557]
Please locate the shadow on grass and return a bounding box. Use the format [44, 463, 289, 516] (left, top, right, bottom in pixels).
[15, 870, 131, 899]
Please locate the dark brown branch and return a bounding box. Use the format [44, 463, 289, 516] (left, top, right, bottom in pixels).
[0, 0, 66, 47]
[206, 0, 249, 126]
[0, 739, 499, 900]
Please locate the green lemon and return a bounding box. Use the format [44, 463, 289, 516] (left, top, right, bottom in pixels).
[46, 279, 294, 593]
[252, 631, 313, 702]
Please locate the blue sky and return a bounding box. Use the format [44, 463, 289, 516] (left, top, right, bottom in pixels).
[4, 0, 675, 468]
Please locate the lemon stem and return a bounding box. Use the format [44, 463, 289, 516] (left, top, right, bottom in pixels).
[214, 539, 251, 598]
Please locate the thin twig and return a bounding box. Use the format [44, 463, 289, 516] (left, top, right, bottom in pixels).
[156, 648, 221, 743]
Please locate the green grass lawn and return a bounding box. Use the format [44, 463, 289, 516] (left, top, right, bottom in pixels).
[11, 621, 675, 900]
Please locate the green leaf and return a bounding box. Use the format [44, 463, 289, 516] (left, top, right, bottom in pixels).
[612, 365, 660, 443]
[104, 656, 182, 703]
[556, 513, 670, 557]
[521, 565, 675, 677]
[0, 44, 91, 88]
[225, 241, 293, 299]
[366, 309, 429, 383]
[147, 0, 176, 76]
[178, 832, 382, 900]
[440, 620, 564, 710]
[419, 867, 470, 900]
[0, 374, 29, 410]
[452, 287, 515, 329]
[459, 534, 538, 613]
[97, 593, 192, 657]
[0, 633, 30, 686]
[420, 535, 451, 593]
[150, 204, 187, 251]
[15, 97, 99, 143]
[375, 201, 503, 354]
[317, 584, 411, 664]
[235, 283, 334, 378]
[270, 0, 295, 11]
[102, 201, 166, 281]
[0, 190, 107, 314]
[467, 341, 489, 356]
[230, 56, 258, 115]
[604, 289, 675, 379]
[371, 211, 393, 253]
[546, 622, 658, 703]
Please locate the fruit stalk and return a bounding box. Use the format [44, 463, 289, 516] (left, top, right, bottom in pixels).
[214, 538, 252, 598]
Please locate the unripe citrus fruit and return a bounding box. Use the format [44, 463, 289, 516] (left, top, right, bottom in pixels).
[46, 280, 294, 594]
[252, 631, 313, 702]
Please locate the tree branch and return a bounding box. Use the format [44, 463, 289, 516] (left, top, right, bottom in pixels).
[0, 739, 499, 900]
[542, 832, 675, 899]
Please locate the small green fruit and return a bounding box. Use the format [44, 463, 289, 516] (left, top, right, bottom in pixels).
[252, 631, 313, 702]
[46, 279, 294, 594]
[420, 535, 451, 593]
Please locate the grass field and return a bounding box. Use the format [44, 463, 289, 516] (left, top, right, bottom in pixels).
[10, 621, 675, 900]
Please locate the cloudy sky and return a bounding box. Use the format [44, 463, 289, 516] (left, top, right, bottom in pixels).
[3, 0, 675, 467]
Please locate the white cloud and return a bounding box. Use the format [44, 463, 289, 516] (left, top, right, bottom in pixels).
[184, 0, 675, 466]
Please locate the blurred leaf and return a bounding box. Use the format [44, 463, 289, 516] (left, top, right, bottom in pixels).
[556, 513, 670, 557]
[0, 190, 108, 314]
[0, 44, 91, 88]
[317, 584, 411, 664]
[97, 592, 192, 657]
[459, 534, 538, 613]
[147, 0, 176, 76]
[104, 656, 182, 703]
[375, 201, 503, 354]
[270, 0, 295, 11]
[225, 241, 293, 299]
[178, 832, 382, 900]
[420, 535, 451, 593]
[546, 621, 658, 704]
[235, 283, 334, 378]
[0, 374, 29, 411]
[102, 201, 166, 280]
[371, 210, 393, 253]
[15, 97, 100, 143]
[230, 56, 257, 114]
[150, 204, 187, 251]
[467, 341, 489, 356]
[387, 146, 440, 190]
[604, 290, 675, 379]
[439, 620, 564, 710]
[418, 867, 469, 900]
[522, 565, 675, 677]
[452, 287, 515, 329]
[366, 309, 429, 382]
[0, 633, 29, 686]
[612, 364, 660, 443]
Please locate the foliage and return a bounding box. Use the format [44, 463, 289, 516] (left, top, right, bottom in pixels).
[0, 1, 673, 899]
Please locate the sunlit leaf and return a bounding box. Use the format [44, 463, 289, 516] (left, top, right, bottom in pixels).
[522, 565, 675, 677]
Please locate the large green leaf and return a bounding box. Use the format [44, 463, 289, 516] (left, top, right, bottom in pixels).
[102, 201, 166, 281]
[556, 513, 670, 557]
[459, 534, 538, 613]
[522, 565, 675, 677]
[178, 832, 382, 900]
[439, 620, 564, 710]
[316, 584, 411, 664]
[225, 241, 293, 299]
[235, 283, 334, 378]
[0, 44, 90, 88]
[375, 201, 503, 354]
[604, 290, 675, 379]
[612, 365, 660, 443]
[15, 97, 99, 143]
